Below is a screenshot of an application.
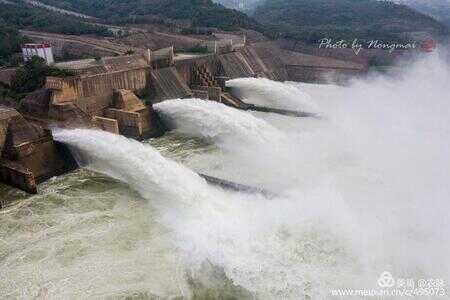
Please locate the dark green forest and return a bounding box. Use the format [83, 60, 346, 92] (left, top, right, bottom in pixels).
[37, 0, 260, 31]
[253, 0, 449, 43]
[0, 25, 29, 66]
[401, 0, 450, 28]
[0, 2, 112, 36]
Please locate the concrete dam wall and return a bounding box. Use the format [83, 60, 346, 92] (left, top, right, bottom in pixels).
[47, 68, 149, 117]
[218, 52, 255, 79]
[151, 67, 192, 101]
[1, 42, 368, 195]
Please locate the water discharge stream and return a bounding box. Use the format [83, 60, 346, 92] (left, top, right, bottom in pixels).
[1, 52, 449, 299]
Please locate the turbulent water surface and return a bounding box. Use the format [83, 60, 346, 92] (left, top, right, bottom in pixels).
[1, 52, 449, 299]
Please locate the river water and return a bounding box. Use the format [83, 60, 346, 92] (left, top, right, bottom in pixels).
[1, 52, 449, 299]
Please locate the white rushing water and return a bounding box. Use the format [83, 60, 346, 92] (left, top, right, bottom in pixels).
[154, 98, 285, 148]
[226, 77, 319, 112]
[2, 51, 449, 299]
[153, 51, 450, 298]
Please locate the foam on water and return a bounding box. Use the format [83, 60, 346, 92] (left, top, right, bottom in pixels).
[227, 77, 319, 113]
[223, 51, 450, 295]
[154, 98, 285, 147]
[53, 129, 357, 299]
[154, 51, 450, 297]
[53, 129, 209, 203]
[0, 169, 190, 299]
[154, 99, 310, 192]
[2, 50, 449, 299]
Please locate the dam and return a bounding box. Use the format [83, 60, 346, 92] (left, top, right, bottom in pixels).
[0, 39, 363, 194]
[1, 0, 449, 294]
[0, 44, 449, 298]
[1, 52, 449, 299]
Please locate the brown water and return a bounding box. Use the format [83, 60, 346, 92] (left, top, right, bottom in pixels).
[0, 134, 240, 299]
[2, 53, 450, 299]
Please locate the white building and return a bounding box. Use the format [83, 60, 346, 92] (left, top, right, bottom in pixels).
[22, 43, 55, 65]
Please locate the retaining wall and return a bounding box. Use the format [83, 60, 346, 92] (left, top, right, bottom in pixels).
[93, 116, 119, 134]
[48, 68, 148, 116]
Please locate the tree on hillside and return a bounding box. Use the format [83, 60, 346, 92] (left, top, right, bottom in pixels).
[12, 57, 49, 94]
[254, 0, 449, 43]
[12, 57, 74, 95]
[0, 24, 29, 66]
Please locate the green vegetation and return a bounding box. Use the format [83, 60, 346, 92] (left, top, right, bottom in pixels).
[35, 0, 448, 44]
[0, 2, 112, 37]
[0, 23, 30, 66]
[7, 57, 74, 101]
[37, 0, 260, 31]
[401, 0, 450, 28]
[253, 0, 449, 43]
[12, 57, 49, 94]
[0, 2, 113, 66]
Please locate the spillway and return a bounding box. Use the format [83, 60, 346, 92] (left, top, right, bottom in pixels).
[1, 51, 450, 299]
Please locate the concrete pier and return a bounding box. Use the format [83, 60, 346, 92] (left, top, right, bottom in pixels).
[0, 107, 77, 195]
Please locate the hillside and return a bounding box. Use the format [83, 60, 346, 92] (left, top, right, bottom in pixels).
[253, 0, 449, 43]
[0, 2, 111, 36]
[0, 25, 29, 66]
[396, 0, 450, 27]
[36, 0, 260, 31]
[0, 1, 112, 66]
